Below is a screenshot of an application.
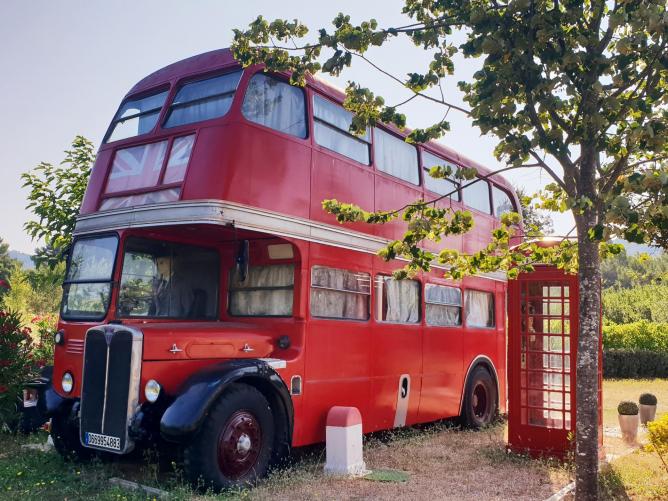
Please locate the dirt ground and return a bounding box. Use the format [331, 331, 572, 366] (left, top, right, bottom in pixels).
[241, 423, 573, 501]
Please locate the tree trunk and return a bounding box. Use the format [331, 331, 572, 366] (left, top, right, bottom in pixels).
[574, 212, 602, 500]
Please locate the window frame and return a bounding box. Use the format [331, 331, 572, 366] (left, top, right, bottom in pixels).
[162, 69, 243, 130]
[309, 265, 371, 321]
[116, 236, 221, 320]
[240, 72, 309, 140]
[424, 283, 463, 327]
[373, 127, 420, 186]
[464, 289, 496, 329]
[462, 177, 493, 215]
[103, 86, 170, 144]
[491, 184, 517, 217]
[375, 274, 422, 325]
[61, 233, 120, 322]
[228, 263, 296, 318]
[312, 94, 371, 165]
[421, 150, 461, 201]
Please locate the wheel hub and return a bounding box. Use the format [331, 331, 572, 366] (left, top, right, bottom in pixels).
[236, 433, 251, 454]
[473, 382, 489, 419]
[217, 410, 262, 479]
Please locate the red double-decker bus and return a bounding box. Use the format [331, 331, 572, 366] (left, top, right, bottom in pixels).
[44, 48, 520, 489]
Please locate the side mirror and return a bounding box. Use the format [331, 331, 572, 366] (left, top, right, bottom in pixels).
[235, 240, 249, 283]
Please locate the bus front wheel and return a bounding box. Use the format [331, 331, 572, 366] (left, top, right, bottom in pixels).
[461, 366, 498, 428]
[184, 383, 274, 491]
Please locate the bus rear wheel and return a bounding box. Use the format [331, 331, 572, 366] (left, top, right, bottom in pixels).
[184, 383, 274, 491]
[461, 366, 497, 428]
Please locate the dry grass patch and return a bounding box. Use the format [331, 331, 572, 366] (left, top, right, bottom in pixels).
[242, 422, 572, 501]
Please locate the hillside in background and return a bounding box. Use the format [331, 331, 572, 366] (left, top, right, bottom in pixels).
[8, 250, 34, 269]
[613, 239, 662, 256]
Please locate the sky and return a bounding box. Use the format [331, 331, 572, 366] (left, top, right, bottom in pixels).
[0, 0, 572, 254]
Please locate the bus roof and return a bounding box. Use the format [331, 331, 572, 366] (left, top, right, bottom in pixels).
[128, 48, 512, 191]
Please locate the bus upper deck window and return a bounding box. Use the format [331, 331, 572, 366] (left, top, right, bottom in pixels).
[242, 74, 307, 138]
[106, 90, 168, 143]
[492, 185, 515, 217]
[422, 151, 460, 201]
[164, 71, 242, 128]
[374, 128, 419, 185]
[463, 178, 492, 214]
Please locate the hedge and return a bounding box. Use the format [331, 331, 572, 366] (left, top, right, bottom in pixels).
[603, 349, 668, 378]
[602, 321, 668, 353]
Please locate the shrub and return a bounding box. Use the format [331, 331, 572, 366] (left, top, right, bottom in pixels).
[30, 314, 56, 370]
[603, 350, 668, 378]
[640, 393, 658, 406]
[0, 310, 33, 429]
[603, 322, 668, 353]
[603, 284, 668, 324]
[617, 401, 639, 415]
[647, 413, 668, 474]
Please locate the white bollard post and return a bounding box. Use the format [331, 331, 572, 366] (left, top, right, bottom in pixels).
[324, 406, 367, 476]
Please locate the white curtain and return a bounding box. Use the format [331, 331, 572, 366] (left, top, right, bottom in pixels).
[426, 304, 461, 326]
[379, 277, 420, 323]
[465, 290, 495, 327]
[374, 128, 419, 185]
[314, 121, 370, 164]
[242, 74, 307, 138]
[229, 264, 294, 316]
[310, 267, 370, 320]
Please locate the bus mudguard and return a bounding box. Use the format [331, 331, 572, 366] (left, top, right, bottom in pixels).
[159, 359, 293, 443]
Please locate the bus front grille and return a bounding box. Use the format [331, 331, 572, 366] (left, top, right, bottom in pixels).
[79, 325, 143, 454]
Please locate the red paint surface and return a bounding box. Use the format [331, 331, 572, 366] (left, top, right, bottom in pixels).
[327, 406, 363, 427]
[58, 48, 520, 449]
[507, 264, 602, 459]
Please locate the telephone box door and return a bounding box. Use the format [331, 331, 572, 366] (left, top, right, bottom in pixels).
[507, 266, 578, 457]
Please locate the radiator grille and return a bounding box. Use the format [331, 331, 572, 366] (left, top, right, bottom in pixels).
[66, 338, 84, 355]
[79, 326, 142, 454]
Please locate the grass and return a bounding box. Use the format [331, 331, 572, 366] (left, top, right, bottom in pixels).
[0, 379, 665, 500]
[602, 378, 668, 427]
[599, 378, 668, 500]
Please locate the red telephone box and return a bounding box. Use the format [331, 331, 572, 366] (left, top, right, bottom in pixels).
[507, 263, 602, 458]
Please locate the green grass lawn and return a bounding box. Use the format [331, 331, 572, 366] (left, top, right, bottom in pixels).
[602, 378, 668, 427]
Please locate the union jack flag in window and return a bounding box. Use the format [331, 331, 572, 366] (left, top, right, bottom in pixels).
[105, 141, 168, 194]
[163, 135, 195, 184]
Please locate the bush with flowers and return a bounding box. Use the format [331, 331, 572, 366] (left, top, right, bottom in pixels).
[0, 309, 35, 428]
[0, 310, 56, 430]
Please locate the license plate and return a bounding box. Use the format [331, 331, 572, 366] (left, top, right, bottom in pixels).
[85, 432, 121, 451]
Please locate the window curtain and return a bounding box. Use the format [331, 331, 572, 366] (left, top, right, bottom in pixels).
[310, 267, 370, 320]
[465, 290, 495, 327]
[314, 122, 369, 164]
[165, 95, 234, 128]
[242, 74, 307, 138]
[382, 278, 420, 323]
[426, 304, 461, 326]
[374, 128, 419, 185]
[229, 264, 294, 316]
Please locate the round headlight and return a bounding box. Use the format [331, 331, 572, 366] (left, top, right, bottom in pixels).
[54, 330, 64, 345]
[144, 379, 161, 403]
[61, 372, 74, 393]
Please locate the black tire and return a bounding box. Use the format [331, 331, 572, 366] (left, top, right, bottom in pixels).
[51, 410, 94, 461]
[184, 383, 274, 492]
[461, 366, 498, 429]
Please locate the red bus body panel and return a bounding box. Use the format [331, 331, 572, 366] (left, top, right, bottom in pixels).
[60, 48, 518, 449]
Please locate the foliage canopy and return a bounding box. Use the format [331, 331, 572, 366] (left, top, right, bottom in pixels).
[21, 136, 94, 268]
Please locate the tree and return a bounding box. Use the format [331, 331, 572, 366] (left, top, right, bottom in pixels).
[601, 249, 668, 289]
[516, 186, 554, 237]
[22, 136, 94, 268]
[233, 3, 668, 498]
[0, 237, 16, 300]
